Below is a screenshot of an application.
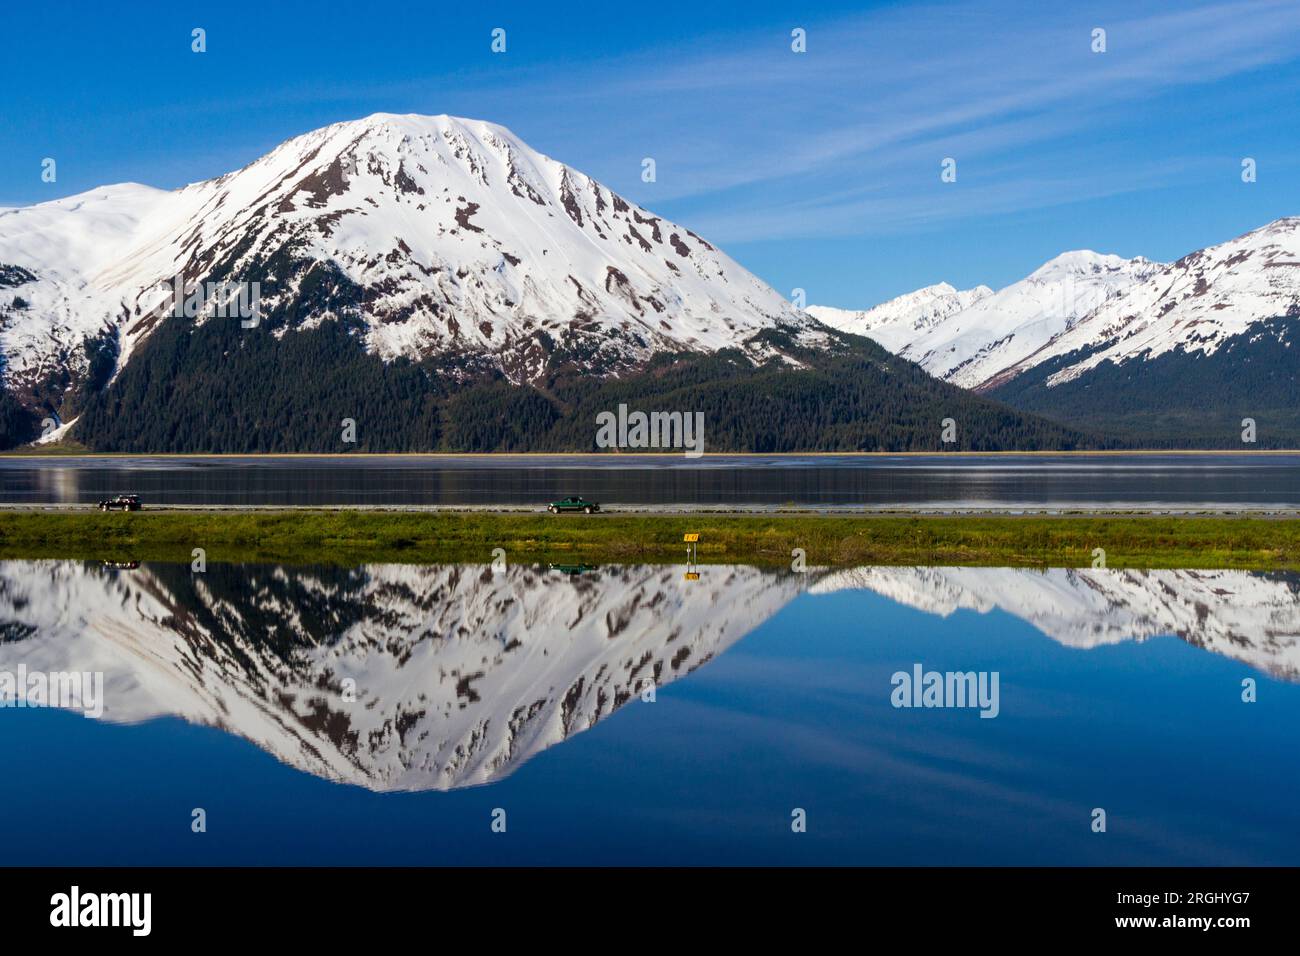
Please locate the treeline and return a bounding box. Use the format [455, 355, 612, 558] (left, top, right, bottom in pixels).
[65, 312, 1094, 453]
[0, 390, 37, 447]
[989, 317, 1300, 448]
[75, 316, 447, 452]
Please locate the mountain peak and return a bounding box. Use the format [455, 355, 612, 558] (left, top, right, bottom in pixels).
[810, 248, 1167, 390]
[807, 280, 993, 350]
[1239, 215, 1300, 241]
[1029, 215, 1300, 390]
[1027, 249, 1152, 281]
[332, 112, 525, 149]
[0, 111, 822, 419]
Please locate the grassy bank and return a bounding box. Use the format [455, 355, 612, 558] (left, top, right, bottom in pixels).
[0, 510, 1297, 569]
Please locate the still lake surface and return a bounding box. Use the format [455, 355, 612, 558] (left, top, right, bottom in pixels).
[1, 559, 1296, 865]
[2, 452, 1300, 509]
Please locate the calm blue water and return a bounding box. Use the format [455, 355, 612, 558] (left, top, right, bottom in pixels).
[2, 452, 1300, 508]
[0, 562, 1297, 865]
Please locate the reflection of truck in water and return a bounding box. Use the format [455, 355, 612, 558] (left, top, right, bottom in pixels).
[548, 564, 598, 576]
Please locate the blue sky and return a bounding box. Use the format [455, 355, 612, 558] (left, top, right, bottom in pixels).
[2, 0, 1298, 306]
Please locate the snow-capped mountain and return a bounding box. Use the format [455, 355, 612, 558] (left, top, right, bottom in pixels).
[814, 251, 1163, 389]
[817, 566, 1300, 681]
[987, 217, 1300, 390]
[0, 113, 823, 409]
[0, 112, 1106, 453]
[0, 560, 804, 791]
[810, 218, 1300, 404]
[915, 252, 1164, 389]
[981, 219, 1300, 443]
[808, 281, 993, 354]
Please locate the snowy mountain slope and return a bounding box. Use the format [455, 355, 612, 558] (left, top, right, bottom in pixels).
[0, 184, 173, 406]
[0, 113, 825, 410]
[815, 566, 1300, 681]
[812, 252, 1162, 389]
[0, 560, 804, 791]
[808, 281, 993, 354]
[986, 217, 1300, 390]
[911, 252, 1164, 389]
[809, 218, 1300, 403]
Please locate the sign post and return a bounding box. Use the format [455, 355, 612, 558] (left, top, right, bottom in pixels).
[683, 532, 700, 580]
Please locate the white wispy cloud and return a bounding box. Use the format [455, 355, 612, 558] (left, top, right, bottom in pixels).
[481, 0, 1300, 240]
[67, 0, 1300, 243]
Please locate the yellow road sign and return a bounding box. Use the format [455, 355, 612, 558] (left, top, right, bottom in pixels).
[683, 533, 700, 542]
[684, 572, 700, 581]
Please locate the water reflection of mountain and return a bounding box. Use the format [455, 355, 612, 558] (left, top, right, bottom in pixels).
[0, 562, 1297, 792]
[816, 567, 1300, 682]
[0, 561, 803, 791]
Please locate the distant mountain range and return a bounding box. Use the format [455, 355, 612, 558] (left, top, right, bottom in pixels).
[1, 560, 1295, 791]
[0, 113, 1079, 453]
[0, 112, 1294, 451]
[810, 251, 1165, 389]
[812, 218, 1300, 445]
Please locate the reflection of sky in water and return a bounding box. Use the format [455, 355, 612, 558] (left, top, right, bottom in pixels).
[2, 577, 1296, 865]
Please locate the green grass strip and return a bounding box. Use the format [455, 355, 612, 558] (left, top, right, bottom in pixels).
[0, 511, 1297, 569]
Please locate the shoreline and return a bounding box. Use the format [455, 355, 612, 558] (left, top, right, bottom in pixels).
[2, 503, 1300, 517]
[3, 448, 1300, 460]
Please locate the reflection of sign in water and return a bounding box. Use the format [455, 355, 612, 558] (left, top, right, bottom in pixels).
[684, 572, 700, 581]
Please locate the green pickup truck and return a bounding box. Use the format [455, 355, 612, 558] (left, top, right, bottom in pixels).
[548, 496, 600, 514]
